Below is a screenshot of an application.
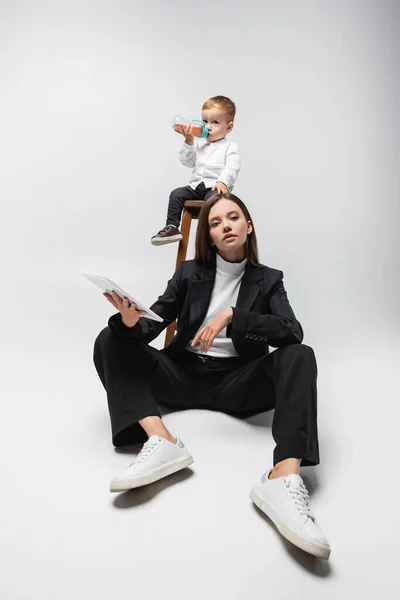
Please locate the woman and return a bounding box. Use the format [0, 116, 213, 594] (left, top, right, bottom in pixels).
[94, 192, 331, 560]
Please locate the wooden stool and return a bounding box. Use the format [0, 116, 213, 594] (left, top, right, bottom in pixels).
[164, 200, 204, 347]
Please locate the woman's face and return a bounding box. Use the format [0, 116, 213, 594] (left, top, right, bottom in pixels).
[208, 199, 252, 261]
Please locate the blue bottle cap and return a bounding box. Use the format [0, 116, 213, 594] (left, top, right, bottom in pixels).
[191, 119, 208, 138]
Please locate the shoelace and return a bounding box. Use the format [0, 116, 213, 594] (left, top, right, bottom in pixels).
[158, 225, 174, 234]
[129, 438, 161, 466]
[284, 479, 315, 520]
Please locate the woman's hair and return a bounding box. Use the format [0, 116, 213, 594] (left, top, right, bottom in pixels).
[202, 96, 236, 121]
[194, 192, 261, 266]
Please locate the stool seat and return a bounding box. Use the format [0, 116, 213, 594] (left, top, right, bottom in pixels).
[164, 200, 204, 347]
[181, 201, 204, 211]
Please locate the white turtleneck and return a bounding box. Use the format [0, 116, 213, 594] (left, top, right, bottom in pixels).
[186, 253, 247, 358]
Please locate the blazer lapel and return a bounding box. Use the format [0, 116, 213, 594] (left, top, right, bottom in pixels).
[189, 262, 216, 331]
[236, 263, 264, 310]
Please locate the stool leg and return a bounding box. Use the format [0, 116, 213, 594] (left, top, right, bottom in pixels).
[176, 209, 192, 267]
[164, 209, 193, 347]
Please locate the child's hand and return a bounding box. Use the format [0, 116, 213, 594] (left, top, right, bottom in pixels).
[212, 181, 228, 194]
[173, 123, 194, 146]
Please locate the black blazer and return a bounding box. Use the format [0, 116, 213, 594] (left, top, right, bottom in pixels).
[108, 258, 304, 361]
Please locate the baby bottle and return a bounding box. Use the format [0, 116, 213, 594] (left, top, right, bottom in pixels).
[172, 115, 208, 138]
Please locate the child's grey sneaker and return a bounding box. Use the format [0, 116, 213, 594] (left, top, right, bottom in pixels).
[250, 470, 331, 560]
[151, 225, 183, 245]
[110, 435, 194, 492]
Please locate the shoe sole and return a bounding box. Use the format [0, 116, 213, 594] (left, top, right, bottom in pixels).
[110, 454, 194, 492]
[249, 487, 331, 560]
[151, 235, 183, 246]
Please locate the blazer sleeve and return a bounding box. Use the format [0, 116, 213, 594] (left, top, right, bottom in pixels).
[227, 271, 304, 348]
[108, 261, 185, 343]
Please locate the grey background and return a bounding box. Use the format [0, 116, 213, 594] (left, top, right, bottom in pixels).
[0, 0, 399, 598]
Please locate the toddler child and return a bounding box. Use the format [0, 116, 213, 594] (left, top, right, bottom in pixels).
[151, 95, 240, 245]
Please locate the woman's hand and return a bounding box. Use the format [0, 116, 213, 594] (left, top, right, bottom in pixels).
[173, 123, 194, 146]
[212, 181, 228, 195]
[191, 307, 233, 354]
[104, 291, 147, 328]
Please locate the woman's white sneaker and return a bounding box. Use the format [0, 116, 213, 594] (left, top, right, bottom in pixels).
[250, 470, 331, 560]
[110, 435, 194, 492]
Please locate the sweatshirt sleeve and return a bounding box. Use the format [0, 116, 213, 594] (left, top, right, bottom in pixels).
[216, 142, 241, 190]
[179, 142, 196, 168]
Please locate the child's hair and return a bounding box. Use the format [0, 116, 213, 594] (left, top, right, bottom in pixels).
[202, 96, 236, 122]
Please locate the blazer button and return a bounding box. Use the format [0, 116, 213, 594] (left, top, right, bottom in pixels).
[245, 333, 249, 338]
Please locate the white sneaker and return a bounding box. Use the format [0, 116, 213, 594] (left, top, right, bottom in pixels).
[250, 470, 331, 560]
[110, 435, 194, 492]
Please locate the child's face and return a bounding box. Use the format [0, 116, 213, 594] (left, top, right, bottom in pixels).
[201, 107, 233, 142]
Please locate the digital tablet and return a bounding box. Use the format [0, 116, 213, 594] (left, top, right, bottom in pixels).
[81, 272, 163, 322]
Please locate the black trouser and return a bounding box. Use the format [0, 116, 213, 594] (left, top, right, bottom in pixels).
[166, 182, 215, 227]
[93, 328, 320, 467]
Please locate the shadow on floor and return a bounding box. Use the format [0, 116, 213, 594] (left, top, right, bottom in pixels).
[114, 443, 144, 455]
[301, 469, 320, 495]
[112, 468, 195, 508]
[158, 402, 187, 417]
[158, 404, 276, 428]
[244, 410, 274, 428]
[251, 504, 333, 576]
